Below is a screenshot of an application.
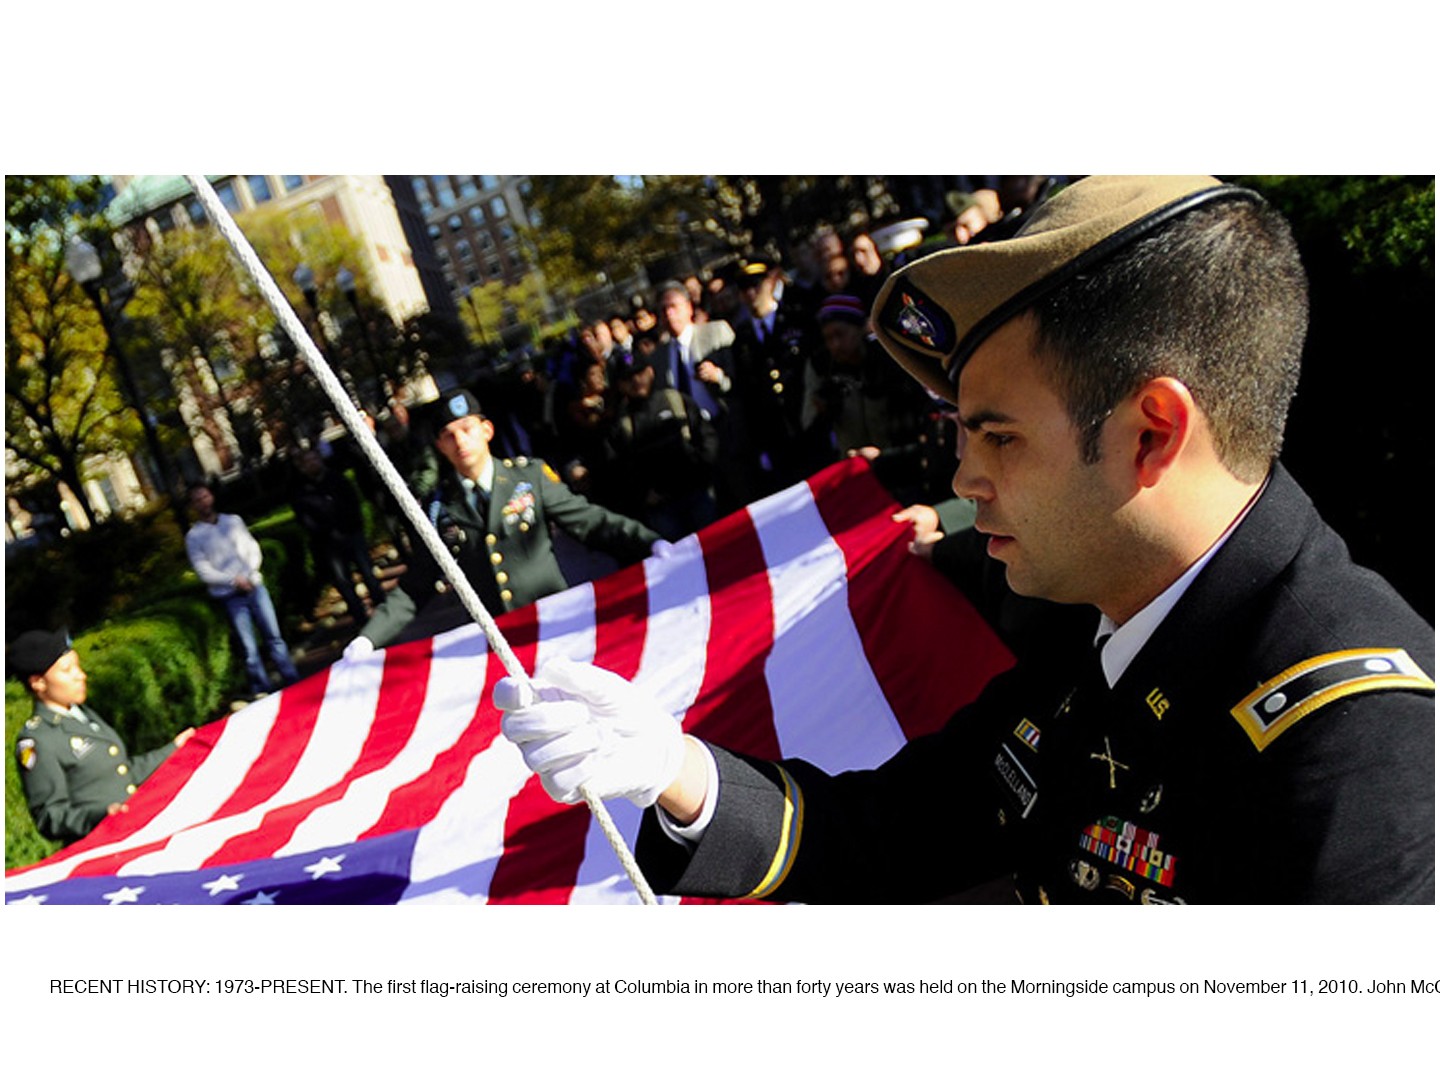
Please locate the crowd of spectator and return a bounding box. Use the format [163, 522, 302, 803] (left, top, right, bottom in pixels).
[459, 178, 1056, 539]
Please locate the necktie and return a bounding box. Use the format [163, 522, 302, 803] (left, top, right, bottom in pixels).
[675, 341, 693, 396]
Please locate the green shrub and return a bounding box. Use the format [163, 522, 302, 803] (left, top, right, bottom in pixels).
[6, 678, 62, 870]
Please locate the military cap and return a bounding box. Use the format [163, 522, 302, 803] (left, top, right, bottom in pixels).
[439, 388, 485, 422]
[872, 175, 1264, 402]
[614, 350, 653, 378]
[816, 294, 869, 326]
[736, 257, 772, 286]
[7, 628, 73, 679]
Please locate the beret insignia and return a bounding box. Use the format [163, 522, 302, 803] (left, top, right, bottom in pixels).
[880, 283, 955, 355]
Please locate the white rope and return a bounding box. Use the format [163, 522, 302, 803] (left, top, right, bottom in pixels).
[185, 175, 658, 906]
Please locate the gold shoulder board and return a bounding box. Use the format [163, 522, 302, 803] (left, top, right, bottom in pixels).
[1231, 648, 1434, 751]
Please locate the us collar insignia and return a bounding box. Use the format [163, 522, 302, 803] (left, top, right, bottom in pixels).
[881, 283, 955, 354]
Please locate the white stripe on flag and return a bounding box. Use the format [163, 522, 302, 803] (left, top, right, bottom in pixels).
[276, 626, 491, 857]
[403, 585, 597, 900]
[4, 685, 291, 891]
[117, 645, 391, 876]
[751, 480, 906, 771]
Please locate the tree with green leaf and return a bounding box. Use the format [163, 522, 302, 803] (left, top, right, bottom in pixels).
[5, 175, 140, 526]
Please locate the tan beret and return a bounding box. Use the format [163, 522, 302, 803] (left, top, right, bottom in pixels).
[871, 175, 1264, 402]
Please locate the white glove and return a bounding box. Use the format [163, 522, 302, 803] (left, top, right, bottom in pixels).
[341, 636, 375, 662]
[495, 657, 686, 808]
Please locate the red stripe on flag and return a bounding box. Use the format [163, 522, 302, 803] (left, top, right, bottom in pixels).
[200, 643, 433, 867]
[683, 505, 781, 758]
[810, 460, 1014, 740]
[358, 608, 538, 840]
[203, 669, 334, 822]
[489, 565, 652, 904]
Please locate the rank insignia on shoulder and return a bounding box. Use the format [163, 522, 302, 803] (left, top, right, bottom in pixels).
[17, 738, 37, 771]
[542, 462, 561, 484]
[880, 284, 955, 354]
[1231, 648, 1435, 752]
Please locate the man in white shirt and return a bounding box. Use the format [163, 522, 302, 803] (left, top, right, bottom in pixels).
[185, 483, 300, 697]
[496, 177, 1434, 904]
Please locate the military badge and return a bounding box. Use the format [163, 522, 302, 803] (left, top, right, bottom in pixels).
[1139, 784, 1163, 814]
[880, 283, 956, 354]
[1013, 718, 1042, 751]
[70, 735, 94, 759]
[993, 745, 1039, 818]
[1069, 858, 1100, 890]
[503, 483, 537, 527]
[1078, 816, 1177, 888]
[1140, 888, 1186, 905]
[17, 738, 37, 771]
[1104, 874, 1136, 901]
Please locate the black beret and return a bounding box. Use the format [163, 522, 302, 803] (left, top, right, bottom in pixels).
[8, 628, 72, 679]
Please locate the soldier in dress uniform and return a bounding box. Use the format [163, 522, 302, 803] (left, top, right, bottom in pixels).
[495, 176, 1435, 904]
[728, 258, 823, 498]
[9, 628, 195, 844]
[344, 389, 661, 654]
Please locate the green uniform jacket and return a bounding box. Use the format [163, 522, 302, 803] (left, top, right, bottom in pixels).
[361, 456, 660, 647]
[15, 701, 175, 844]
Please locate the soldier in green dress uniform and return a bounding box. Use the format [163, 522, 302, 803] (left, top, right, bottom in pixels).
[344, 389, 662, 655]
[9, 628, 195, 844]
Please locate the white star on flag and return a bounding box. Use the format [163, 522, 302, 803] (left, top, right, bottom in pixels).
[103, 885, 144, 905]
[9, 893, 47, 905]
[242, 890, 278, 905]
[304, 854, 345, 880]
[201, 873, 244, 897]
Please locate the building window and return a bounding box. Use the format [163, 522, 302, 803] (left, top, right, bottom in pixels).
[489, 196, 507, 219]
[215, 180, 241, 213]
[282, 175, 305, 191]
[412, 177, 433, 213]
[448, 214, 463, 232]
[458, 176, 478, 198]
[468, 205, 485, 225]
[434, 176, 456, 208]
[455, 239, 474, 264]
[478, 231, 495, 251]
[481, 175, 499, 191]
[185, 197, 207, 224]
[487, 258, 502, 278]
[247, 175, 273, 204]
[427, 222, 442, 239]
[498, 222, 516, 242]
[467, 268, 481, 285]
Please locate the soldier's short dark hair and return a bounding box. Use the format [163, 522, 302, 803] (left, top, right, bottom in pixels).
[1027, 197, 1309, 482]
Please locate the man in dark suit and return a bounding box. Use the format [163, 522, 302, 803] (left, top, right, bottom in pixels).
[652, 280, 745, 510]
[497, 176, 1435, 904]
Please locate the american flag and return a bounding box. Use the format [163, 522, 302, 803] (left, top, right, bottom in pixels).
[5, 460, 1014, 905]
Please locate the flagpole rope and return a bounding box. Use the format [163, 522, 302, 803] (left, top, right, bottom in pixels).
[185, 175, 658, 906]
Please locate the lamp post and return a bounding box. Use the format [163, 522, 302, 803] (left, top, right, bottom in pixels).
[337, 267, 390, 406]
[65, 237, 182, 525]
[293, 263, 361, 410]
